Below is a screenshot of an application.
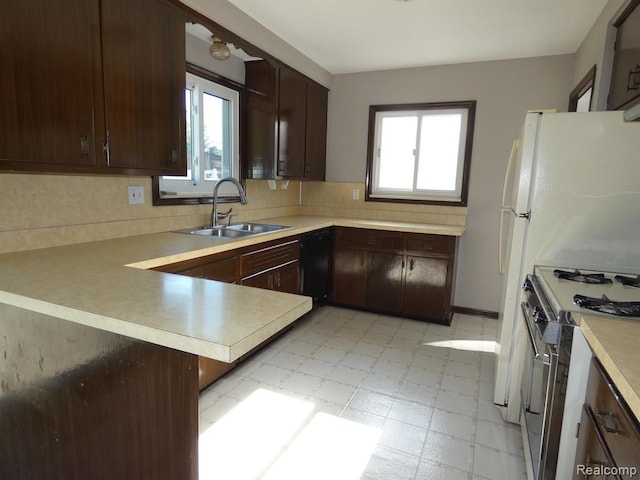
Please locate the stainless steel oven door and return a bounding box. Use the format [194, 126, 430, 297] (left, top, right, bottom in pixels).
[520, 301, 556, 480]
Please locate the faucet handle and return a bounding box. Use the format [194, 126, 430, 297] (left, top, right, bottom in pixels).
[216, 207, 232, 220]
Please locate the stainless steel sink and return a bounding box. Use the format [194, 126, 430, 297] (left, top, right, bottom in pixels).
[174, 223, 290, 238]
[226, 223, 290, 234]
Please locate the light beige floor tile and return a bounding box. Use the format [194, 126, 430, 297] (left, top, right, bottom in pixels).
[429, 408, 477, 442]
[198, 307, 525, 480]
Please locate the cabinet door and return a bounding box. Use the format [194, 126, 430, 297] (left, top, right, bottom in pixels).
[241, 269, 274, 290]
[273, 261, 300, 294]
[403, 256, 449, 322]
[366, 252, 403, 313]
[277, 67, 307, 177]
[244, 60, 278, 179]
[240, 261, 299, 294]
[304, 81, 328, 180]
[0, 0, 104, 169]
[101, 0, 185, 174]
[245, 91, 277, 179]
[331, 248, 367, 307]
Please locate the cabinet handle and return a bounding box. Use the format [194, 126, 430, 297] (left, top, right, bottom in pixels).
[410, 259, 414, 271]
[585, 454, 607, 469]
[366, 237, 375, 246]
[80, 135, 89, 157]
[594, 409, 621, 434]
[268, 275, 273, 289]
[275, 271, 281, 287]
[171, 148, 179, 166]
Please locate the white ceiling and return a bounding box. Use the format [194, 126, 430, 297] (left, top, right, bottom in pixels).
[226, 0, 608, 74]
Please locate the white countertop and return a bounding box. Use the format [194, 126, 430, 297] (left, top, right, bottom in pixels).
[0, 215, 464, 363]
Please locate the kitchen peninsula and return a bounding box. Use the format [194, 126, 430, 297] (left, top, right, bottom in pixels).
[0, 215, 463, 479]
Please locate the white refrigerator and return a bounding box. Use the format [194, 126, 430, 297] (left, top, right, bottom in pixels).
[494, 111, 640, 423]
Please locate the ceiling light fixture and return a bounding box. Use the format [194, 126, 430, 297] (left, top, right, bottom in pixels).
[209, 36, 231, 61]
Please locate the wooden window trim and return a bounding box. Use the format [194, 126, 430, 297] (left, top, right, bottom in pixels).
[365, 100, 476, 207]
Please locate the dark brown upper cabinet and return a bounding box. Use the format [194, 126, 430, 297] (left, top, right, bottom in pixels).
[609, 0, 640, 111]
[244, 60, 328, 181]
[0, 0, 186, 176]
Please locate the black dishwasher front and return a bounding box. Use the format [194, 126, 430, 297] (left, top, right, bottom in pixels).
[300, 228, 332, 307]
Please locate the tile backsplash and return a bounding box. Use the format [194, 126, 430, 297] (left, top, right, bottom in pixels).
[300, 181, 467, 226]
[0, 174, 466, 255]
[0, 174, 301, 254]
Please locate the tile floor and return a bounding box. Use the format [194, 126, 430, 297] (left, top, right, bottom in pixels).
[198, 306, 527, 480]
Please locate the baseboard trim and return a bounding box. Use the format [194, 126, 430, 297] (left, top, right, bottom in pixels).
[452, 306, 499, 319]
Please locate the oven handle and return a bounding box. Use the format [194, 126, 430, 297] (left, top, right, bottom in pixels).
[520, 302, 551, 366]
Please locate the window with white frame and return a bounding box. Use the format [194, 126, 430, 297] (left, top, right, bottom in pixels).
[366, 101, 476, 206]
[159, 71, 240, 199]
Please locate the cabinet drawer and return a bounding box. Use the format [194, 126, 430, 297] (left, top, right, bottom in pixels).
[585, 358, 640, 471]
[201, 257, 238, 283]
[334, 227, 403, 252]
[406, 233, 453, 256]
[574, 405, 618, 479]
[240, 240, 300, 277]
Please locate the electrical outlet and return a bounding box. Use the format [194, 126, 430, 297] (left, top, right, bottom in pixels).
[352, 188, 360, 200]
[128, 186, 145, 205]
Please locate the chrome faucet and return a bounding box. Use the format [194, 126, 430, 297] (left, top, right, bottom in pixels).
[211, 177, 247, 227]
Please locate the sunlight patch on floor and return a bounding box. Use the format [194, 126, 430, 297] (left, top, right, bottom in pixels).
[199, 388, 381, 480]
[199, 388, 314, 480]
[262, 412, 382, 480]
[425, 339, 497, 352]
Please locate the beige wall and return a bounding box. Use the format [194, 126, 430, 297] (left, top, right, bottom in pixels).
[0, 175, 301, 255]
[573, 0, 628, 110]
[326, 55, 576, 312]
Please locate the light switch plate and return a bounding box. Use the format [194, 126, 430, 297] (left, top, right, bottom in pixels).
[128, 185, 145, 205]
[352, 189, 360, 200]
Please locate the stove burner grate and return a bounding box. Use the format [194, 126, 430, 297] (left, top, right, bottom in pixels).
[553, 269, 613, 285]
[614, 275, 640, 288]
[573, 294, 640, 317]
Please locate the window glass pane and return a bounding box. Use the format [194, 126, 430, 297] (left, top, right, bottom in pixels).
[202, 92, 230, 182]
[576, 87, 592, 112]
[417, 113, 461, 191]
[378, 115, 417, 190]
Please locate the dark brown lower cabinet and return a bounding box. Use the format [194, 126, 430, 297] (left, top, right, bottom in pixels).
[403, 256, 449, 320]
[366, 252, 403, 313]
[573, 357, 640, 479]
[331, 227, 456, 324]
[331, 247, 367, 307]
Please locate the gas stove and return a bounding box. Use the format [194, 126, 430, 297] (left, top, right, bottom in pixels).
[534, 266, 640, 323]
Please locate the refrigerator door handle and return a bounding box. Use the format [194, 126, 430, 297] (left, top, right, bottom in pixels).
[501, 139, 520, 211]
[499, 139, 520, 274]
[499, 209, 506, 273]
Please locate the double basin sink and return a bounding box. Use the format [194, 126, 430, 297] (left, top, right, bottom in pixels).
[176, 223, 290, 239]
